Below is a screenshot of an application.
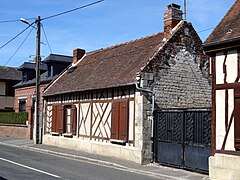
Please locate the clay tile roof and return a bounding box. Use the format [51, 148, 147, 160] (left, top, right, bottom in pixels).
[45, 32, 164, 96]
[205, 0, 240, 44]
[0, 66, 21, 81]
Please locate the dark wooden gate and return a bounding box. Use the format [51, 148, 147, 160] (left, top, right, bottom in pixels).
[153, 109, 211, 173]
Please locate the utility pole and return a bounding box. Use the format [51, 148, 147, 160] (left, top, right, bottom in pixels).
[34, 16, 41, 144]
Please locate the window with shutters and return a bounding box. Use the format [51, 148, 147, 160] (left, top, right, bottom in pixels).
[111, 100, 129, 142]
[51, 105, 77, 136]
[63, 105, 77, 135]
[234, 96, 240, 151]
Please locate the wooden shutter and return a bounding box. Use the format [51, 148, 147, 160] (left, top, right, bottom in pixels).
[234, 97, 240, 150]
[71, 106, 77, 135]
[111, 102, 119, 140]
[58, 105, 64, 134]
[119, 100, 129, 141]
[51, 106, 58, 132]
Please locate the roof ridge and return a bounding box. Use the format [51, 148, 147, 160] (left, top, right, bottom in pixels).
[87, 31, 164, 56]
[49, 54, 72, 57]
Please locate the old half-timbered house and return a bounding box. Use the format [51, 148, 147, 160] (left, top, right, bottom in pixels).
[43, 4, 211, 165]
[203, 0, 240, 179]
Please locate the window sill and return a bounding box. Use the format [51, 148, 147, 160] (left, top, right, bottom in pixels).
[51, 132, 60, 136]
[110, 139, 127, 145]
[63, 133, 73, 138]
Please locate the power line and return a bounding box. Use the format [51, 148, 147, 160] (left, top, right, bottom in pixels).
[4, 26, 35, 66]
[41, 24, 53, 54]
[41, 0, 104, 21]
[0, 22, 35, 50]
[197, 27, 215, 33]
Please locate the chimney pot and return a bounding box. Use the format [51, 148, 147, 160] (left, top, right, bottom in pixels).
[164, 3, 183, 39]
[73, 48, 85, 64]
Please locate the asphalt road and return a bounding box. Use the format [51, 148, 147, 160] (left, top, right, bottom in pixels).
[0, 144, 163, 180]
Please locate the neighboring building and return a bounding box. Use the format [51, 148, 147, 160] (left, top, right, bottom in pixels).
[0, 66, 21, 112]
[14, 54, 72, 139]
[203, 0, 240, 179]
[43, 4, 211, 168]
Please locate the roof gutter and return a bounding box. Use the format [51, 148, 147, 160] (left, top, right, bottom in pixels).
[203, 37, 240, 53]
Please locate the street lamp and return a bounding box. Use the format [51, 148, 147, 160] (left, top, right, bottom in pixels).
[20, 16, 41, 144]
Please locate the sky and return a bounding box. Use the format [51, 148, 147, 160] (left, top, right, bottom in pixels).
[0, 0, 236, 67]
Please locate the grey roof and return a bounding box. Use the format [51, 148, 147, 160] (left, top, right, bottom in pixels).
[43, 54, 72, 63]
[18, 62, 47, 71]
[14, 71, 57, 88]
[14, 54, 72, 88]
[0, 66, 21, 81]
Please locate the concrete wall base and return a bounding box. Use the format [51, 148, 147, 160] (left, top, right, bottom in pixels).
[209, 153, 240, 180]
[43, 135, 143, 164]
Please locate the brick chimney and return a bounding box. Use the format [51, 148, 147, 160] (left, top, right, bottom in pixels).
[164, 3, 183, 39]
[73, 48, 85, 65]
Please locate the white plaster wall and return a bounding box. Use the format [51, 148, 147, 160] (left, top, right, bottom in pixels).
[216, 90, 225, 150]
[79, 103, 91, 136]
[46, 105, 53, 134]
[92, 102, 111, 139]
[226, 89, 235, 151]
[215, 52, 225, 84]
[226, 50, 238, 83]
[0, 81, 5, 95]
[216, 90, 235, 150]
[215, 50, 238, 85]
[129, 100, 134, 141]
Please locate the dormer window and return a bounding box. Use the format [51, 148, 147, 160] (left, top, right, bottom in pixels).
[22, 72, 27, 82]
[48, 65, 54, 77]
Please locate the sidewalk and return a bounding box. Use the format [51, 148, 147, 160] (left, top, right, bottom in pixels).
[0, 135, 209, 180]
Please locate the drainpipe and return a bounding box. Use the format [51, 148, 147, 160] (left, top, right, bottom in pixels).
[135, 82, 155, 115]
[135, 81, 155, 162]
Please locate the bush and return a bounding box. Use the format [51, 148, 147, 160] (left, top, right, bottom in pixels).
[0, 112, 28, 124]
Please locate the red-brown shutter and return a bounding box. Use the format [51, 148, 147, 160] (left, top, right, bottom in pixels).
[58, 105, 64, 134]
[51, 106, 58, 132]
[234, 97, 240, 150]
[119, 100, 129, 141]
[111, 102, 119, 139]
[71, 106, 77, 135]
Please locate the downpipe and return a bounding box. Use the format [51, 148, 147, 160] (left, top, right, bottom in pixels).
[135, 82, 155, 162]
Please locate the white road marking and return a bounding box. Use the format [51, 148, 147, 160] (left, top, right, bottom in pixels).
[0, 157, 61, 178]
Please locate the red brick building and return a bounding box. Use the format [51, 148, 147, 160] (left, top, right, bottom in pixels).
[14, 54, 72, 139]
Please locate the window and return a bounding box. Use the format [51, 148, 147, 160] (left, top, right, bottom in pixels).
[51, 105, 77, 136]
[48, 65, 54, 77]
[234, 95, 240, 151]
[22, 72, 27, 82]
[19, 99, 26, 112]
[111, 100, 129, 142]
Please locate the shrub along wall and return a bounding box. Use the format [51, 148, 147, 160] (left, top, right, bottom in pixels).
[0, 112, 30, 139]
[0, 112, 27, 124]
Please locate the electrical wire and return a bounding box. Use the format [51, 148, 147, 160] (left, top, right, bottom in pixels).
[0, 22, 35, 50]
[41, 0, 104, 21]
[41, 24, 53, 54]
[197, 27, 215, 33]
[4, 25, 35, 66]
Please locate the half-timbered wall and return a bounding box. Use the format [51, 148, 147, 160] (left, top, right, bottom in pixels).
[43, 85, 149, 163]
[214, 49, 239, 151]
[45, 86, 135, 145]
